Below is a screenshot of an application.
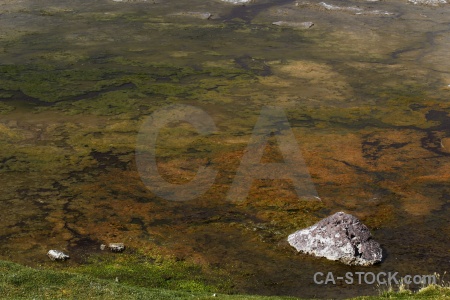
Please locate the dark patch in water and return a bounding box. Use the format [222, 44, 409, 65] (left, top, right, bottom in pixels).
[130, 217, 148, 232]
[414, 110, 450, 156]
[409, 103, 427, 111]
[425, 110, 450, 132]
[149, 218, 174, 226]
[421, 131, 449, 156]
[219, 0, 295, 23]
[90, 150, 130, 170]
[155, 77, 173, 83]
[180, 208, 258, 225]
[67, 82, 137, 102]
[234, 55, 272, 76]
[0, 82, 136, 107]
[290, 115, 316, 128]
[0, 90, 52, 107]
[67, 237, 103, 263]
[361, 136, 409, 162]
[0, 156, 17, 171]
[430, 189, 450, 215]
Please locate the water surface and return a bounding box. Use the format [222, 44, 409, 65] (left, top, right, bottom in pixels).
[0, 0, 449, 298]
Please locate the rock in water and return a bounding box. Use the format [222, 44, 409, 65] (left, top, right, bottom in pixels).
[221, 0, 253, 4]
[407, 0, 447, 5]
[108, 243, 125, 252]
[47, 250, 70, 261]
[287, 212, 382, 266]
[272, 21, 314, 29]
[172, 12, 213, 20]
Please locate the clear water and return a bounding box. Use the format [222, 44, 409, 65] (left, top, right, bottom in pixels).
[0, 0, 449, 298]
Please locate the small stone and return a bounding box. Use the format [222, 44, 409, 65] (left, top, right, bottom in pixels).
[272, 21, 314, 29]
[112, 0, 150, 2]
[108, 243, 125, 252]
[288, 212, 383, 266]
[319, 2, 363, 12]
[47, 250, 70, 261]
[221, 0, 253, 4]
[355, 10, 395, 16]
[173, 12, 213, 20]
[407, 0, 447, 5]
[100, 244, 106, 250]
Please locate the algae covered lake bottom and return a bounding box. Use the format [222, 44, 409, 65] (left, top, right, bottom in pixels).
[0, 0, 449, 298]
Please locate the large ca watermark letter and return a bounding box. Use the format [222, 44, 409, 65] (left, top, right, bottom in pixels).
[226, 106, 318, 202]
[135, 104, 218, 201]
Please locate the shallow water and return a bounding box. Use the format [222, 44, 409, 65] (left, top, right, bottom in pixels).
[0, 0, 449, 298]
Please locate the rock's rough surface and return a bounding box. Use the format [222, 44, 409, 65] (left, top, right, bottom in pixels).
[288, 212, 382, 266]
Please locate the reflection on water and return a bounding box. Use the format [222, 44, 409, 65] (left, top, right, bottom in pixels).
[0, 0, 449, 298]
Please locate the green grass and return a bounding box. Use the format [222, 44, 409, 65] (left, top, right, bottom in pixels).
[64, 253, 231, 293]
[0, 260, 449, 300]
[0, 260, 296, 300]
[353, 280, 450, 299]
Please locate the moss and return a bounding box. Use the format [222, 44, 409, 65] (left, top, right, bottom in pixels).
[54, 90, 143, 116]
[0, 124, 22, 140]
[370, 96, 438, 128]
[285, 96, 439, 129]
[0, 54, 260, 110]
[36, 51, 88, 64]
[289, 106, 374, 128]
[139, 83, 193, 96]
[0, 64, 115, 102]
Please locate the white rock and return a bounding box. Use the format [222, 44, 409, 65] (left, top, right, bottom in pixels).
[112, 0, 149, 2]
[272, 21, 314, 29]
[47, 250, 70, 261]
[108, 243, 125, 252]
[318, 2, 394, 15]
[319, 2, 363, 12]
[355, 10, 395, 16]
[408, 0, 447, 5]
[221, 0, 253, 4]
[288, 212, 383, 266]
[173, 12, 213, 20]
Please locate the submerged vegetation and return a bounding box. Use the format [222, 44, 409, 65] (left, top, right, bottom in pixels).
[0, 0, 449, 298]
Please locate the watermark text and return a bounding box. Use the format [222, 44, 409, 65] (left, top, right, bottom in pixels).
[313, 271, 437, 285]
